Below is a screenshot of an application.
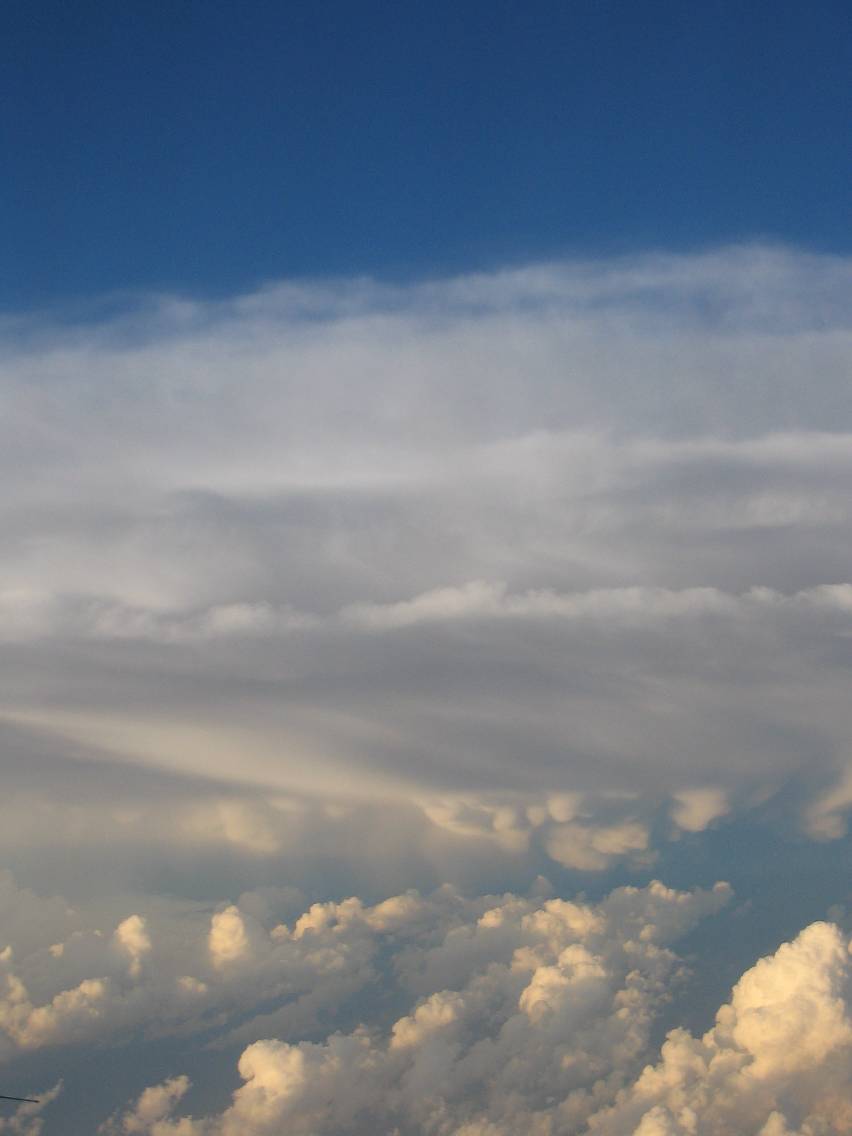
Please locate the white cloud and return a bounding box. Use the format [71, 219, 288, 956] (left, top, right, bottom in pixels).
[589, 922, 852, 1135]
[723, 922, 852, 1077]
[113, 916, 151, 979]
[208, 907, 252, 969]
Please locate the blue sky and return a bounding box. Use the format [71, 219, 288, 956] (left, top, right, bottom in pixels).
[3, 0, 851, 307]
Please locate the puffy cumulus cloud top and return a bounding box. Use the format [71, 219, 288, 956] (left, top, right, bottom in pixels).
[4, 246, 852, 1131]
[0, 871, 835, 1136]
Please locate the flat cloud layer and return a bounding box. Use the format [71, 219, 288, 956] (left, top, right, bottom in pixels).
[3, 246, 852, 1130]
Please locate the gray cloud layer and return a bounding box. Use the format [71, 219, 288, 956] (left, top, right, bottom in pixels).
[3, 245, 852, 874]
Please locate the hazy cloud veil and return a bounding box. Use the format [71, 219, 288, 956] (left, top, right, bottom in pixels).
[3, 245, 852, 1133]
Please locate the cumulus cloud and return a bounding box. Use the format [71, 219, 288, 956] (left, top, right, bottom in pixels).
[2, 849, 851, 1134]
[0, 869, 728, 1070]
[589, 921, 852, 1135]
[113, 916, 151, 979]
[93, 877, 730, 1135]
[97, 889, 852, 1136]
[208, 907, 253, 968]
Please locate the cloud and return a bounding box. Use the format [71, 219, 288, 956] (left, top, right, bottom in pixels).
[99, 1077, 190, 1136]
[5, 247, 852, 1130]
[113, 916, 151, 978]
[3, 246, 852, 879]
[97, 885, 852, 1135]
[589, 921, 852, 1135]
[0, 1084, 62, 1136]
[208, 907, 253, 969]
[3, 853, 850, 1135]
[0, 869, 728, 1069]
[91, 877, 729, 1134]
[669, 788, 729, 834]
[544, 819, 651, 871]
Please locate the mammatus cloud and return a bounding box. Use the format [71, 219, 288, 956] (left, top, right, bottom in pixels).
[2, 245, 852, 882]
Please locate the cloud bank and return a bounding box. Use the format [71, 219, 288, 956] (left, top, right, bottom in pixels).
[4, 245, 852, 1129]
[3, 246, 852, 873]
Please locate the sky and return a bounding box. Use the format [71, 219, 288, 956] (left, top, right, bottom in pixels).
[3, 0, 852, 307]
[3, 4, 852, 1136]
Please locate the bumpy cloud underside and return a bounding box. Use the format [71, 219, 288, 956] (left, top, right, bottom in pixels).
[3, 245, 852, 883]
